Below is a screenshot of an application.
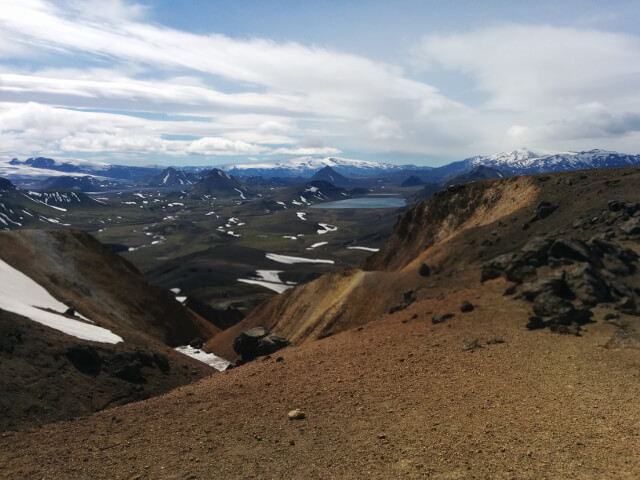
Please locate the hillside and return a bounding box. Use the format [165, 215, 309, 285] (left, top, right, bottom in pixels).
[3, 166, 640, 479]
[189, 169, 252, 198]
[0, 230, 222, 431]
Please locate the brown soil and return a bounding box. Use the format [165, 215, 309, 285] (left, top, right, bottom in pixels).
[2, 277, 640, 479]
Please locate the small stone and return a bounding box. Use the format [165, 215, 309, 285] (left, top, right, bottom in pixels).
[460, 301, 474, 313]
[289, 440, 296, 446]
[288, 409, 305, 420]
[462, 340, 482, 351]
[486, 337, 505, 345]
[377, 434, 387, 439]
[432, 313, 454, 324]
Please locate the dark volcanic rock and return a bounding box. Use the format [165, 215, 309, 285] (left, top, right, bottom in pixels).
[520, 235, 555, 267]
[536, 201, 558, 219]
[153, 352, 170, 374]
[506, 265, 537, 284]
[432, 313, 454, 324]
[418, 263, 431, 277]
[233, 327, 290, 362]
[66, 344, 102, 376]
[565, 263, 611, 306]
[107, 352, 145, 383]
[520, 271, 572, 302]
[548, 238, 596, 265]
[460, 301, 474, 313]
[481, 253, 516, 282]
[620, 217, 640, 235]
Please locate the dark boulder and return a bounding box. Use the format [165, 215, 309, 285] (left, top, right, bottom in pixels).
[460, 301, 474, 313]
[548, 238, 596, 265]
[506, 265, 537, 284]
[153, 352, 170, 374]
[535, 201, 558, 219]
[565, 263, 611, 306]
[620, 217, 640, 235]
[432, 313, 454, 324]
[520, 271, 572, 302]
[481, 253, 517, 282]
[233, 327, 290, 362]
[520, 235, 554, 267]
[107, 352, 145, 383]
[418, 263, 431, 277]
[66, 344, 102, 376]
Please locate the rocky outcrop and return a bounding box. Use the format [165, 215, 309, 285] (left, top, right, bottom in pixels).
[482, 226, 639, 333]
[232, 327, 290, 363]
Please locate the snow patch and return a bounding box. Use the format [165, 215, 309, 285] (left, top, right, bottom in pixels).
[0, 258, 122, 343]
[266, 253, 334, 265]
[175, 345, 231, 371]
[347, 246, 380, 252]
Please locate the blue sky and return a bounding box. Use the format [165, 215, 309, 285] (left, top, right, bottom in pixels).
[1, 0, 640, 166]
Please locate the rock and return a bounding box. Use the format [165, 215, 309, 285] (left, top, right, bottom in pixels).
[604, 312, 620, 321]
[389, 290, 416, 313]
[520, 271, 572, 301]
[66, 344, 102, 376]
[535, 201, 558, 219]
[486, 337, 504, 345]
[620, 217, 640, 235]
[288, 409, 305, 420]
[506, 265, 537, 284]
[526, 316, 547, 330]
[418, 263, 431, 277]
[532, 292, 575, 318]
[462, 340, 482, 351]
[233, 327, 290, 362]
[481, 253, 517, 282]
[604, 329, 640, 349]
[460, 301, 474, 313]
[608, 200, 625, 212]
[615, 297, 640, 315]
[432, 313, 454, 324]
[548, 238, 596, 265]
[189, 337, 204, 349]
[153, 352, 170, 374]
[520, 235, 555, 266]
[108, 352, 144, 383]
[64, 307, 76, 317]
[503, 284, 518, 296]
[565, 263, 611, 306]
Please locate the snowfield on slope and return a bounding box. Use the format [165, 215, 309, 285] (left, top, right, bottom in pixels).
[266, 253, 334, 265]
[0, 258, 122, 343]
[238, 269, 295, 294]
[174, 346, 231, 371]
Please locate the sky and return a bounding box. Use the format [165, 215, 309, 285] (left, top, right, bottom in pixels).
[1, 0, 640, 167]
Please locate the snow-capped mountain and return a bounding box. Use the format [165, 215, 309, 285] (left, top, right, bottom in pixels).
[466, 149, 640, 175]
[5, 157, 161, 182]
[222, 156, 427, 178]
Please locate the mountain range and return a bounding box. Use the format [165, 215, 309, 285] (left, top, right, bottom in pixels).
[3, 149, 640, 190]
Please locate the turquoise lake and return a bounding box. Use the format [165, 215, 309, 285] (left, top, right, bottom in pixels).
[310, 196, 406, 209]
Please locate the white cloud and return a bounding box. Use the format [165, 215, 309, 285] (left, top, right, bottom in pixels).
[366, 115, 403, 140]
[186, 137, 267, 156]
[268, 147, 342, 156]
[418, 25, 640, 151]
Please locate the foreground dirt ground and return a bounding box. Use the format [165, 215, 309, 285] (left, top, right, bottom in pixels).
[2, 278, 639, 480]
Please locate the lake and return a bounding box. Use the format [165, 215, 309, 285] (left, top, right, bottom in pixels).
[310, 196, 406, 209]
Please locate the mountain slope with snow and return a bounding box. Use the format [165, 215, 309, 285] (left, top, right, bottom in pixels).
[223, 156, 428, 178]
[466, 148, 640, 175]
